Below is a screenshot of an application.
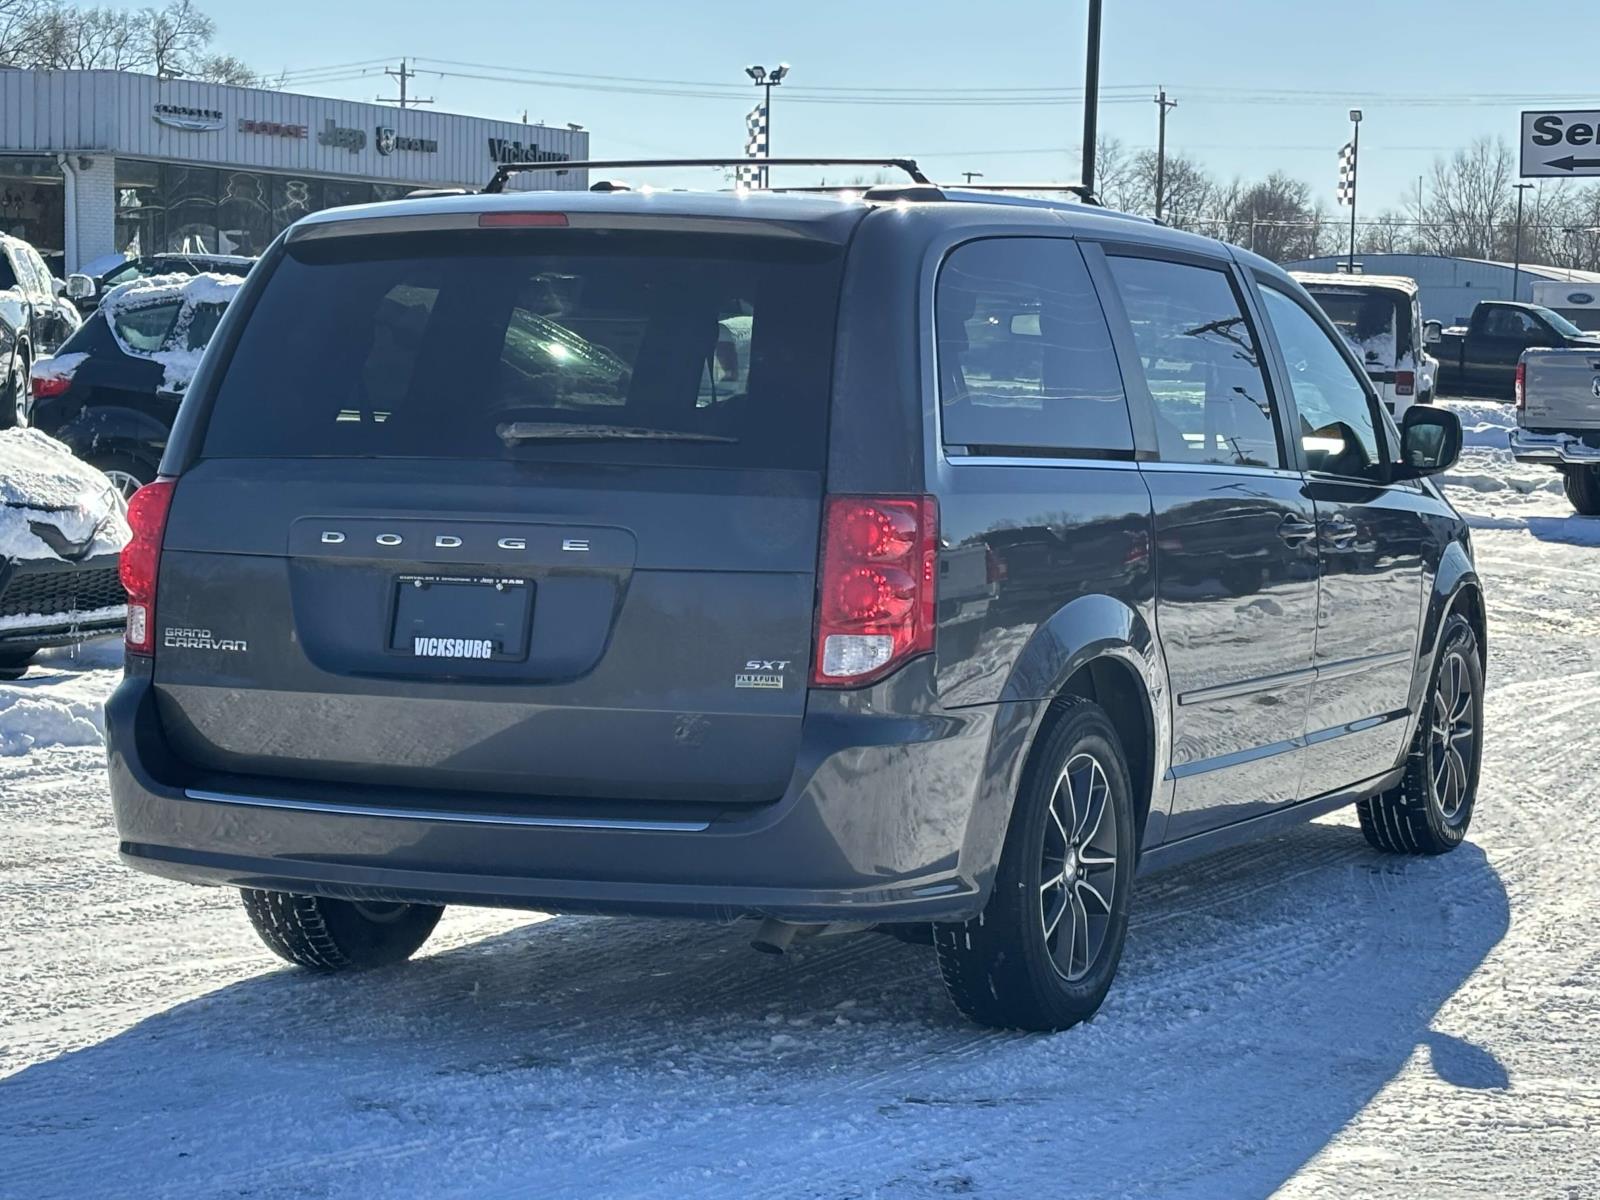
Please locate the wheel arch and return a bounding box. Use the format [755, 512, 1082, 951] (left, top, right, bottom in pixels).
[1403, 538, 1485, 756]
[964, 593, 1170, 901]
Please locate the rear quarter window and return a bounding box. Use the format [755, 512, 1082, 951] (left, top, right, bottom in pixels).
[936, 237, 1132, 457]
[198, 229, 844, 472]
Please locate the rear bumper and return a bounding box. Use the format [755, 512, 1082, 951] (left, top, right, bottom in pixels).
[106, 661, 1023, 923]
[1508, 427, 1600, 465]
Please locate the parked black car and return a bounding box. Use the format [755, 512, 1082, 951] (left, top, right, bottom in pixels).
[30, 273, 243, 497]
[1, 232, 82, 428]
[1430, 299, 1600, 398]
[0, 427, 129, 678]
[65, 252, 255, 315]
[106, 168, 1481, 1031]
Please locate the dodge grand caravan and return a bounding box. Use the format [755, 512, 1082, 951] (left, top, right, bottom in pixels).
[106, 163, 1483, 1031]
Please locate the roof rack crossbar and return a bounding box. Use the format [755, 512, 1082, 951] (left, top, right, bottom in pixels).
[944, 182, 1100, 206]
[484, 156, 931, 193]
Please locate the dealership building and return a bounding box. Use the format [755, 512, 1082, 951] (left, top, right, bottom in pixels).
[0, 68, 590, 273]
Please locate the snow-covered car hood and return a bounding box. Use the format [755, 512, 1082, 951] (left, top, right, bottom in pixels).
[0, 429, 130, 563]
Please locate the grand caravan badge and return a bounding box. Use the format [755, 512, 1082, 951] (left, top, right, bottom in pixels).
[163, 627, 247, 652]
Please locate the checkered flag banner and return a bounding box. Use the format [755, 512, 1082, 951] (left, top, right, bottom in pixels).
[737, 103, 768, 188]
[1336, 141, 1356, 207]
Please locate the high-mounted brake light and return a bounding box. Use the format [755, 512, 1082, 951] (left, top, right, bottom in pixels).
[1514, 361, 1527, 410]
[813, 495, 938, 687]
[1394, 370, 1415, 397]
[119, 479, 175, 655]
[478, 211, 569, 228]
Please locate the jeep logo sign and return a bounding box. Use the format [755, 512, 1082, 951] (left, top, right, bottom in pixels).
[317, 119, 367, 153]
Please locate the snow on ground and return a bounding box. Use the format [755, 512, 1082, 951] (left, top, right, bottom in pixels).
[3, 403, 1600, 1198]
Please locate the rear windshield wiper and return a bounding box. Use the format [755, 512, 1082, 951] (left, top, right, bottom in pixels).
[496, 421, 736, 445]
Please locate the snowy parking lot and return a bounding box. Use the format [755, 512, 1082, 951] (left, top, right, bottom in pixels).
[2, 399, 1598, 1199]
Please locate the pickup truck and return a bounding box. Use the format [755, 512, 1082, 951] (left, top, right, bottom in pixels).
[1431, 299, 1600, 399]
[1508, 345, 1600, 512]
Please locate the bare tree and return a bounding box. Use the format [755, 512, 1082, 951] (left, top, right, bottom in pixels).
[143, 0, 209, 77]
[0, 0, 45, 64]
[190, 51, 257, 86]
[1421, 137, 1515, 258]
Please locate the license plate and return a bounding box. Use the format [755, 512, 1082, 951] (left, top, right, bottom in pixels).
[390, 575, 532, 662]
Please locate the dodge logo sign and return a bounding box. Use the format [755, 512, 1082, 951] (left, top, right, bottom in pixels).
[375, 126, 438, 155]
[375, 126, 397, 156]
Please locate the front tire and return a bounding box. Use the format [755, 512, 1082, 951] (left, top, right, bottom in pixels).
[1358, 613, 1483, 855]
[1563, 466, 1600, 516]
[0, 648, 36, 680]
[240, 889, 443, 970]
[934, 697, 1136, 1031]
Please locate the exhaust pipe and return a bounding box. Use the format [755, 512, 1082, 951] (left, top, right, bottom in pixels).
[750, 918, 813, 954]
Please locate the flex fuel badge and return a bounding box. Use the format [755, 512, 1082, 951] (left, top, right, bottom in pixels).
[735, 659, 790, 689]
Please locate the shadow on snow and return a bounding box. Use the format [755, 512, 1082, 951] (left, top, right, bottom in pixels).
[3, 819, 1508, 1200]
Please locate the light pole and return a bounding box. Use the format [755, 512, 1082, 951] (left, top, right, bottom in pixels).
[1512, 182, 1534, 300]
[745, 62, 789, 189]
[1082, 0, 1103, 199]
[1347, 109, 1362, 274]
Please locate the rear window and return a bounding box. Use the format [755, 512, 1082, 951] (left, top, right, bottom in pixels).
[1304, 287, 1410, 364]
[200, 229, 844, 470]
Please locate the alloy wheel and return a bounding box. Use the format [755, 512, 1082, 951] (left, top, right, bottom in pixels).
[1039, 752, 1119, 982]
[1429, 649, 1476, 822]
[102, 470, 144, 500]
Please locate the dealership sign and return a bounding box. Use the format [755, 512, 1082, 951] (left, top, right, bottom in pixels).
[376, 127, 438, 155]
[153, 103, 224, 133]
[1522, 111, 1600, 176]
[488, 137, 572, 165]
[238, 117, 308, 139]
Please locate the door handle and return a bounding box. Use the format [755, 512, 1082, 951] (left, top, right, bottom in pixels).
[1324, 515, 1359, 547]
[1277, 515, 1317, 546]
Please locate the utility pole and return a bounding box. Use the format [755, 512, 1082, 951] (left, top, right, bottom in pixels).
[1081, 0, 1102, 199]
[378, 58, 433, 109]
[1512, 182, 1534, 300]
[1153, 87, 1177, 221]
[962, 171, 985, 184]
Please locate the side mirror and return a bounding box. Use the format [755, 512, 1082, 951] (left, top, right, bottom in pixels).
[1396, 404, 1462, 478]
[65, 273, 96, 301]
[1422, 320, 1443, 346]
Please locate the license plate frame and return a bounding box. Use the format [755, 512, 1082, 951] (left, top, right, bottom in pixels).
[388, 574, 533, 663]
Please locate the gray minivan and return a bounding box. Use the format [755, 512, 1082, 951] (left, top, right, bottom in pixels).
[106, 165, 1482, 1030]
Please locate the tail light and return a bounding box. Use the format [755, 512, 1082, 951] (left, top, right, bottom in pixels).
[119, 479, 175, 655]
[1514, 362, 1527, 409]
[30, 365, 75, 400]
[813, 495, 938, 687]
[1394, 370, 1415, 397]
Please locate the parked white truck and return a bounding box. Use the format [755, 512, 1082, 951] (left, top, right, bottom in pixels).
[1509, 345, 1600, 512]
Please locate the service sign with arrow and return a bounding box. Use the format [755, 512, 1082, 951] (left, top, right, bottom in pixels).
[1522, 110, 1600, 176]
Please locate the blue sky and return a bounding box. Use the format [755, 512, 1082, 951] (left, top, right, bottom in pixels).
[208, 0, 1593, 209]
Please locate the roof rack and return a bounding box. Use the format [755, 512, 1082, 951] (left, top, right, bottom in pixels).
[484, 156, 932, 194]
[944, 182, 1099, 205]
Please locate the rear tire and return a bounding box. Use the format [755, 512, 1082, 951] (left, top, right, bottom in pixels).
[1563, 466, 1600, 516]
[1357, 613, 1483, 856]
[934, 697, 1136, 1031]
[240, 889, 443, 971]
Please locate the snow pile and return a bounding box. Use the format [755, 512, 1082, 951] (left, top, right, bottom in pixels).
[100, 271, 244, 393]
[0, 690, 105, 756]
[0, 428, 130, 562]
[0, 639, 120, 754]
